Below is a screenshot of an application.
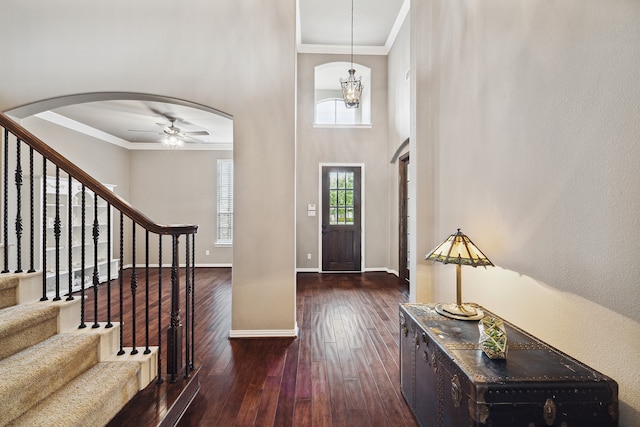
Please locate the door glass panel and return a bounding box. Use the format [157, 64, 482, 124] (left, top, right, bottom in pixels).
[329, 171, 355, 225]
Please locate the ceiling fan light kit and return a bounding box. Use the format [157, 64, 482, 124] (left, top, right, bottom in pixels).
[161, 134, 184, 148]
[131, 116, 210, 148]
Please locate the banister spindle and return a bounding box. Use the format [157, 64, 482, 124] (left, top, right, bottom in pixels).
[14, 138, 23, 273]
[92, 192, 100, 328]
[168, 234, 182, 383]
[53, 167, 61, 301]
[40, 159, 48, 300]
[144, 230, 151, 354]
[66, 175, 73, 301]
[156, 235, 163, 384]
[106, 203, 112, 328]
[118, 212, 125, 356]
[79, 184, 86, 328]
[28, 146, 35, 273]
[130, 221, 138, 355]
[190, 233, 196, 370]
[184, 233, 191, 378]
[3, 129, 9, 273]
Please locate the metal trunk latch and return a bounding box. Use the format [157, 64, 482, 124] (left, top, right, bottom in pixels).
[400, 313, 408, 337]
[543, 398, 556, 426]
[451, 375, 462, 408]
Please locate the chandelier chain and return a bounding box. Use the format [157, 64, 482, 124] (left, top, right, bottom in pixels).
[350, 0, 354, 68]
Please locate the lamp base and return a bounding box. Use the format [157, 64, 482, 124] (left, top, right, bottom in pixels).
[435, 303, 484, 321]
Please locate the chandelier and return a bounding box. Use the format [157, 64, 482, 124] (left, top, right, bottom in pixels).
[340, 0, 363, 108]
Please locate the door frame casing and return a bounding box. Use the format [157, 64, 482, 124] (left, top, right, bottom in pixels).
[318, 163, 365, 272]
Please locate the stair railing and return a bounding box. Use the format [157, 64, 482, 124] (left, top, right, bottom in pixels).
[0, 112, 196, 384]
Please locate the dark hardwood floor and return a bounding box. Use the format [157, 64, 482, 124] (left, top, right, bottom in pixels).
[109, 268, 418, 427]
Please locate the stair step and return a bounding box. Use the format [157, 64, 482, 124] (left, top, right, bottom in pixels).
[10, 361, 140, 427]
[0, 303, 58, 361]
[0, 332, 100, 425]
[0, 275, 19, 309]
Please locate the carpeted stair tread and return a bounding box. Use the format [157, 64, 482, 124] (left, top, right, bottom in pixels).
[0, 276, 19, 309]
[9, 361, 141, 427]
[0, 332, 100, 426]
[0, 303, 59, 360]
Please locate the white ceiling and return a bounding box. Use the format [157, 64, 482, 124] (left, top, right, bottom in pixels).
[10, 0, 408, 150]
[298, 0, 408, 52]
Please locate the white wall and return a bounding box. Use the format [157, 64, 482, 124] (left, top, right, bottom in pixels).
[387, 15, 411, 274]
[0, 0, 297, 336]
[411, 1, 640, 424]
[19, 117, 131, 199]
[129, 150, 233, 267]
[296, 53, 390, 272]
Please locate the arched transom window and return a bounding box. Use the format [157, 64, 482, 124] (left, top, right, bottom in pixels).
[314, 62, 371, 127]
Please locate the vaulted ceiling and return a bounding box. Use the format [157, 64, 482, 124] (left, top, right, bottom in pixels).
[8, 0, 408, 150]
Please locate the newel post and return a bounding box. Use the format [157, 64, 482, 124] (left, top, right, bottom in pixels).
[167, 234, 183, 383]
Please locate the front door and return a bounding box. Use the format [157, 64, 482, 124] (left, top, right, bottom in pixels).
[321, 166, 361, 271]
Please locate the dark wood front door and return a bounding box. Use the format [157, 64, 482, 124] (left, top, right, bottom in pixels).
[321, 166, 361, 271]
[399, 153, 410, 284]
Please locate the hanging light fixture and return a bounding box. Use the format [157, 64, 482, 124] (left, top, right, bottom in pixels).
[161, 134, 184, 148]
[160, 119, 185, 148]
[340, 0, 363, 108]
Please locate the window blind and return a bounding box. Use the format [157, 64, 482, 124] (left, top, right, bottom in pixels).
[217, 159, 233, 243]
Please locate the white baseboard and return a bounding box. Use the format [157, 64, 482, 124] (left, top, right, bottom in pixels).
[195, 263, 232, 268]
[121, 263, 232, 269]
[229, 324, 299, 339]
[296, 267, 399, 275]
[363, 267, 387, 272]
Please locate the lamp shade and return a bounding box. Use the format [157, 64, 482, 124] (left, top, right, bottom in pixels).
[425, 228, 494, 320]
[425, 228, 493, 268]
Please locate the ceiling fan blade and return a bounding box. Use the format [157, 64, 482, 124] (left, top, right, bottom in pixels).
[128, 129, 162, 133]
[146, 105, 177, 122]
[184, 130, 209, 136]
[183, 134, 207, 143]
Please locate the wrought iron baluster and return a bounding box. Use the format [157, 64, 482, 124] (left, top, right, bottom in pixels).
[190, 233, 196, 371]
[53, 167, 61, 301]
[130, 221, 138, 355]
[144, 230, 150, 354]
[168, 234, 182, 383]
[184, 233, 191, 378]
[92, 192, 100, 328]
[40, 159, 47, 300]
[2, 128, 9, 274]
[79, 185, 86, 328]
[28, 146, 35, 273]
[14, 138, 23, 273]
[106, 203, 112, 328]
[118, 212, 125, 356]
[156, 235, 163, 384]
[66, 175, 73, 301]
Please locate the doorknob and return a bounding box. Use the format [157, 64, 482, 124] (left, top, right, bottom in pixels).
[321, 223, 328, 234]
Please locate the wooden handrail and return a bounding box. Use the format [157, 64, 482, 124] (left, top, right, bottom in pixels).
[0, 112, 197, 236]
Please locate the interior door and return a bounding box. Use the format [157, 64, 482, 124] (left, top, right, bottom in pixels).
[399, 153, 410, 284]
[321, 166, 361, 271]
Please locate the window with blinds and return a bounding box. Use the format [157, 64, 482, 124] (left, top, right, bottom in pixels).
[217, 159, 233, 244]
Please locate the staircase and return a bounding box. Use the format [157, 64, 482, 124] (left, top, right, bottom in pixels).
[0, 112, 199, 426]
[0, 273, 157, 427]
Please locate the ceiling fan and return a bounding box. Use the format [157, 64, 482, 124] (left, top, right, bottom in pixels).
[129, 117, 209, 147]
